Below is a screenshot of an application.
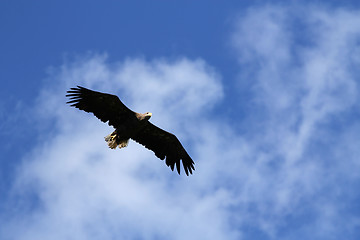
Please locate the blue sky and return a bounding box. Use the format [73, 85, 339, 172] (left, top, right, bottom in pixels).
[1, 1, 360, 239]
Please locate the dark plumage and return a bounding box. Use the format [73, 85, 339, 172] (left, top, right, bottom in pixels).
[66, 86, 195, 175]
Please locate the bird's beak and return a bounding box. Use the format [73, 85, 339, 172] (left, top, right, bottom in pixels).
[148, 112, 152, 117]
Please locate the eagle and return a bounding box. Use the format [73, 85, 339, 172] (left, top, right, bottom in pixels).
[66, 86, 195, 175]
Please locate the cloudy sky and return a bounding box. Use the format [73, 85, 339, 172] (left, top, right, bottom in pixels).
[1, 1, 360, 239]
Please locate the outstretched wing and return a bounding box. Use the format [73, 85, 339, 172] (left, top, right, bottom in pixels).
[132, 122, 195, 176]
[66, 86, 135, 128]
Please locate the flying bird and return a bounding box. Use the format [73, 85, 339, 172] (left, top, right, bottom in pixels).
[66, 86, 195, 175]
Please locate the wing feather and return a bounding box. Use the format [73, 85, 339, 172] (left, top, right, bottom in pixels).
[66, 86, 135, 128]
[132, 122, 195, 175]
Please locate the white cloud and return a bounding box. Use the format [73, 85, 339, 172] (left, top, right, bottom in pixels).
[231, 4, 360, 238]
[3, 55, 242, 240]
[2, 4, 360, 240]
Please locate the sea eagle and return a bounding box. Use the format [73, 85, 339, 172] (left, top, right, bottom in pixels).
[66, 86, 195, 175]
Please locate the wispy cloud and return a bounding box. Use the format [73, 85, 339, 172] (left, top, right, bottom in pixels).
[231, 4, 360, 238]
[2, 4, 360, 240]
[2, 55, 238, 240]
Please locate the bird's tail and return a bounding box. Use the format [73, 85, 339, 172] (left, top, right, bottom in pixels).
[104, 132, 129, 149]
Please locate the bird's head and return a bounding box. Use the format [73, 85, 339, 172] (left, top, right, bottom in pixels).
[143, 112, 152, 121]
